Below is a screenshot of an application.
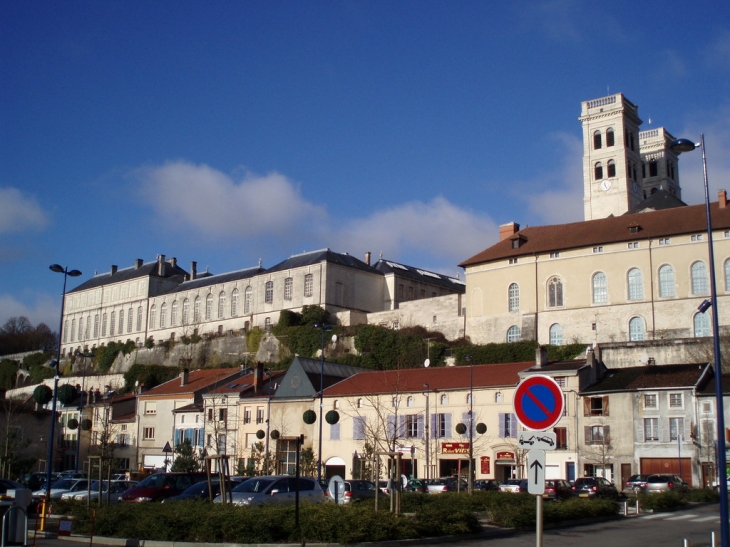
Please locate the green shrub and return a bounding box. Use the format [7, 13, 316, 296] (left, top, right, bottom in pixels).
[637, 491, 687, 511]
[684, 488, 719, 503]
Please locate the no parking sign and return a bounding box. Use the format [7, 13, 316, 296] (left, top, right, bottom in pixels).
[513, 375, 564, 431]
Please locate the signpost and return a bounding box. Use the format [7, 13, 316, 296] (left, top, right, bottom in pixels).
[513, 374, 565, 547]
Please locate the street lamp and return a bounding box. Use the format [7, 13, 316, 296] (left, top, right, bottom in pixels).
[313, 322, 333, 483]
[465, 356, 474, 493]
[46, 264, 82, 500]
[671, 134, 728, 547]
[423, 383, 430, 481]
[74, 351, 93, 472]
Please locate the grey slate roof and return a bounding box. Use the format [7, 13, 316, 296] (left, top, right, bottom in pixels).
[628, 188, 687, 214]
[166, 266, 265, 294]
[266, 249, 378, 275]
[274, 356, 366, 399]
[67, 259, 188, 294]
[373, 259, 465, 292]
[581, 363, 712, 394]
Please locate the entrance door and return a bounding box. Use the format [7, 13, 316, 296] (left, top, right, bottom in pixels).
[621, 463, 632, 490]
[566, 461, 575, 482]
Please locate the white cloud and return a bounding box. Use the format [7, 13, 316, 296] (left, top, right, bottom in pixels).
[329, 197, 499, 266]
[0, 187, 49, 234]
[136, 161, 326, 239]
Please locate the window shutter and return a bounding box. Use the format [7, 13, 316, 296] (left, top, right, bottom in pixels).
[583, 398, 590, 417]
[387, 415, 395, 438]
[461, 412, 470, 439]
[584, 426, 591, 443]
[603, 396, 609, 416]
[499, 413, 505, 438]
[398, 415, 406, 438]
[431, 413, 438, 438]
[604, 425, 610, 444]
[330, 423, 340, 441]
[444, 413, 452, 438]
[510, 414, 518, 437]
[353, 417, 366, 440]
[198, 428, 204, 447]
[417, 414, 424, 439]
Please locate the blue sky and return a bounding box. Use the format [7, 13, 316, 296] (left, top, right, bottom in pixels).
[2, 0, 730, 330]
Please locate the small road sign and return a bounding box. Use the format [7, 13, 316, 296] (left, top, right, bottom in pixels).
[527, 449, 545, 495]
[518, 431, 557, 451]
[513, 375, 564, 431]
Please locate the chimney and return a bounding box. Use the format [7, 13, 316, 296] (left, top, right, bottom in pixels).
[499, 222, 520, 241]
[190, 261, 197, 281]
[535, 345, 548, 368]
[180, 368, 189, 386]
[253, 362, 264, 394]
[134, 258, 143, 269]
[365, 252, 371, 266]
[158, 254, 166, 276]
[110, 265, 118, 275]
[168, 257, 177, 268]
[719, 190, 727, 209]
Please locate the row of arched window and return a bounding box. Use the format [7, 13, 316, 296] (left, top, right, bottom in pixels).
[506, 313, 710, 344]
[507, 261, 715, 311]
[63, 306, 146, 343]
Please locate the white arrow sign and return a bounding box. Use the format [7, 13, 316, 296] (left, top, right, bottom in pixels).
[527, 449, 545, 495]
[518, 431, 557, 451]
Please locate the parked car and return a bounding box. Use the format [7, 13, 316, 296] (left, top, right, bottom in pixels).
[543, 479, 572, 500]
[474, 479, 501, 491]
[215, 476, 326, 506]
[121, 472, 207, 502]
[641, 474, 689, 494]
[623, 474, 650, 495]
[499, 479, 529, 493]
[328, 479, 377, 504]
[378, 479, 393, 496]
[162, 478, 246, 503]
[424, 477, 467, 494]
[62, 480, 137, 503]
[22, 472, 61, 492]
[33, 478, 89, 501]
[405, 478, 428, 493]
[571, 477, 619, 499]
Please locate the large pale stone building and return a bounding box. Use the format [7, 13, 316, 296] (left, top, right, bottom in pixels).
[58, 249, 464, 358]
[461, 93, 730, 348]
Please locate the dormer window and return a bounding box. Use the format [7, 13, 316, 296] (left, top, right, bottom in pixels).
[510, 235, 526, 249]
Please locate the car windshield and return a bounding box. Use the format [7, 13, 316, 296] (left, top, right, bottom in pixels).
[233, 478, 274, 493]
[504, 479, 522, 485]
[648, 476, 669, 483]
[50, 479, 74, 489]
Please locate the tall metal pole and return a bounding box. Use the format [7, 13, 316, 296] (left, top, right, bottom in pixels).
[423, 383, 430, 481]
[264, 370, 272, 474]
[466, 356, 474, 493]
[46, 264, 82, 500]
[314, 323, 332, 484]
[672, 135, 728, 546]
[74, 352, 92, 473]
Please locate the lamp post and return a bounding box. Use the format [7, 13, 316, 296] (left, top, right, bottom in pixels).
[671, 134, 727, 547]
[74, 351, 93, 473]
[465, 356, 474, 493]
[264, 370, 274, 474]
[46, 264, 82, 501]
[423, 383, 430, 481]
[314, 322, 333, 483]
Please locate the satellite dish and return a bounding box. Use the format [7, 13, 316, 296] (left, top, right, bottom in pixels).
[639, 353, 649, 365]
[424, 359, 430, 368]
[331, 334, 338, 343]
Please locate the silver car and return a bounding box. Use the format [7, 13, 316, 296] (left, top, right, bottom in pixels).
[214, 476, 326, 506]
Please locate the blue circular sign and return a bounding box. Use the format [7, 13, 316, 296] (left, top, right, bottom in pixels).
[513, 375, 564, 431]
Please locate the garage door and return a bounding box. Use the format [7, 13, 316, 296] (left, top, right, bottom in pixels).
[640, 458, 692, 486]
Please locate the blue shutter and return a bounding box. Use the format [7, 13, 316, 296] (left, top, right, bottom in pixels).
[444, 413, 452, 438]
[431, 413, 438, 438]
[197, 427, 204, 447]
[330, 423, 340, 440]
[499, 413, 505, 438]
[417, 414, 424, 439]
[461, 412, 470, 439]
[175, 429, 183, 445]
[387, 415, 395, 438]
[510, 413, 518, 437]
[398, 415, 406, 439]
[353, 417, 366, 440]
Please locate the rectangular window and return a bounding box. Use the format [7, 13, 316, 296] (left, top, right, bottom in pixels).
[659, 238, 670, 245]
[219, 408, 227, 422]
[691, 234, 704, 242]
[397, 284, 404, 300]
[304, 274, 313, 297]
[583, 396, 609, 416]
[550, 252, 560, 258]
[144, 402, 157, 415]
[508, 258, 518, 264]
[143, 427, 155, 440]
[407, 286, 414, 300]
[585, 425, 609, 444]
[405, 415, 418, 438]
[498, 413, 517, 438]
[284, 278, 293, 300]
[644, 418, 658, 441]
[243, 407, 251, 424]
[627, 242, 639, 249]
[644, 394, 657, 409]
[670, 417, 684, 441]
[256, 407, 265, 424]
[554, 427, 567, 450]
[436, 413, 448, 438]
[592, 246, 603, 253]
[669, 393, 683, 408]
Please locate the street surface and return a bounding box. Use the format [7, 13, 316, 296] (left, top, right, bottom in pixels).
[468, 503, 721, 547]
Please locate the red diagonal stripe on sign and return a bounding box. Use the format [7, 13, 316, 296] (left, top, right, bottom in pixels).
[525, 387, 551, 417]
